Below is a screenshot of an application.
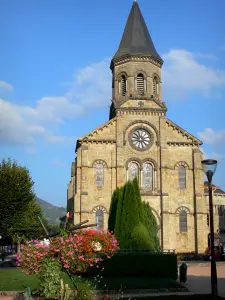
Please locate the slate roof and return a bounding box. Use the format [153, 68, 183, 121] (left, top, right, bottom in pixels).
[111, 1, 163, 65]
[204, 181, 225, 195]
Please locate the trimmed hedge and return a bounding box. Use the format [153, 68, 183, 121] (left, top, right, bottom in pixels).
[83, 252, 178, 280]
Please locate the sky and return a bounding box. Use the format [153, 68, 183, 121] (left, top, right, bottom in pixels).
[0, 0, 225, 207]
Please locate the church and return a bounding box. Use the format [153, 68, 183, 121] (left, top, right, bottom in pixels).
[67, 1, 210, 253]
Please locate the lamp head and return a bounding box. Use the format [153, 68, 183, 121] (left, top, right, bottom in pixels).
[202, 159, 217, 183]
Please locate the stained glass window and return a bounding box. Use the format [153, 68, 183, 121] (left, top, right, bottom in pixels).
[96, 210, 104, 231]
[95, 163, 104, 187]
[143, 163, 153, 189]
[128, 162, 139, 181]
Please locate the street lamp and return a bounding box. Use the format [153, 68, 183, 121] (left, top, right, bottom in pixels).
[202, 159, 218, 299]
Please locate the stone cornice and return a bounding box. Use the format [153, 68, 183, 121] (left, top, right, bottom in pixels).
[111, 54, 163, 69]
[115, 97, 167, 111]
[167, 141, 200, 147]
[118, 109, 165, 117]
[81, 139, 116, 144]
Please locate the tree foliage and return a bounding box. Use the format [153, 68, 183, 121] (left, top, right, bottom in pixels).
[0, 158, 48, 246]
[110, 178, 161, 250]
[142, 201, 161, 250]
[114, 187, 124, 240]
[108, 188, 119, 232]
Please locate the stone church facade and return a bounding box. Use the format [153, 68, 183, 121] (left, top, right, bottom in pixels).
[67, 1, 210, 253]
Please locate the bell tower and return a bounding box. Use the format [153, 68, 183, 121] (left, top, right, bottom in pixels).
[109, 1, 166, 119]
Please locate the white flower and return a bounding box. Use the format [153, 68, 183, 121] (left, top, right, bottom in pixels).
[91, 241, 102, 252]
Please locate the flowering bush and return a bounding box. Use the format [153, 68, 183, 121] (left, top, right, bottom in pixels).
[17, 229, 119, 275]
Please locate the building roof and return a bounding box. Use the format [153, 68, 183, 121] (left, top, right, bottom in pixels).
[204, 181, 225, 195]
[111, 1, 163, 66]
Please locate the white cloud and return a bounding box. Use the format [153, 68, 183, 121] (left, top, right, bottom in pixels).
[162, 49, 225, 100]
[0, 80, 14, 92]
[0, 59, 111, 148]
[198, 128, 225, 147]
[1, 52, 225, 149]
[201, 148, 224, 162]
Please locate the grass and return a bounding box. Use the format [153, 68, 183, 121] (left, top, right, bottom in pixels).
[0, 268, 88, 292]
[89, 276, 182, 290]
[121, 297, 225, 300]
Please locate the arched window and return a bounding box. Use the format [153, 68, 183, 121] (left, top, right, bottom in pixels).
[178, 166, 186, 188]
[95, 163, 104, 187]
[95, 210, 104, 231]
[153, 76, 159, 96]
[119, 75, 127, 96]
[143, 163, 153, 190]
[128, 162, 139, 181]
[137, 73, 144, 95]
[179, 211, 187, 233]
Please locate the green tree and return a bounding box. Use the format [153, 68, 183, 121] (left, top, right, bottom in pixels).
[120, 181, 140, 248]
[114, 186, 125, 243]
[142, 201, 161, 250]
[108, 188, 119, 232]
[0, 158, 48, 252]
[133, 177, 144, 223]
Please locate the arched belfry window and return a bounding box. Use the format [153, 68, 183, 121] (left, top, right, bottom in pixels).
[95, 210, 104, 231]
[94, 163, 104, 187]
[153, 76, 159, 96]
[119, 75, 127, 96]
[128, 162, 139, 182]
[143, 163, 154, 190]
[137, 73, 145, 95]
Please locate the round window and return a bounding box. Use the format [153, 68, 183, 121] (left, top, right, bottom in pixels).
[131, 129, 151, 150]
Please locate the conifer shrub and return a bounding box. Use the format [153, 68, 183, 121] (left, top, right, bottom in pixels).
[130, 222, 153, 249]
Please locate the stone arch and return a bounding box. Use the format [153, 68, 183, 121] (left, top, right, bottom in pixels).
[116, 71, 128, 81]
[92, 205, 108, 214]
[152, 72, 160, 81]
[175, 206, 190, 214]
[92, 160, 107, 168]
[123, 120, 159, 145]
[174, 161, 189, 170]
[125, 158, 142, 170]
[150, 207, 161, 230]
[134, 70, 148, 79]
[142, 158, 158, 169]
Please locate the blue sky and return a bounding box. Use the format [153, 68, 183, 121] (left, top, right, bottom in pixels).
[0, 0, 225, 207]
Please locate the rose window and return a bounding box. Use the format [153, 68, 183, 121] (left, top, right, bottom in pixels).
[131, 129, 151, 149]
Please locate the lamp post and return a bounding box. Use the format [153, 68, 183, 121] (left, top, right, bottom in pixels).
[202, 159, 218, 299]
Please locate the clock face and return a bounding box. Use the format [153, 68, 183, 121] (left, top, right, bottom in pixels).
[131, 129, 151, 150]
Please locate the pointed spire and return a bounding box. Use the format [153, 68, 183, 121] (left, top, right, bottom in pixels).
[111, 1, 162, 66]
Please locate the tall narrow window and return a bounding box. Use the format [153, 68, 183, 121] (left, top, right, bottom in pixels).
[137, 73, 144, 95]
[143, 163, 153, 190]
[178, 166, 186, 188]
[153, 76, 159, 95]
[95, 210, 104, 231]
[95, 163, 104, 187]
[121, 75, 127, 96]
[128, 162, 139, 181]
[179, 211, 187, 232]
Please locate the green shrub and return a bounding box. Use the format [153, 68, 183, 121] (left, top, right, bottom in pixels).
[108, 188, 119, 233]
[130, 223, 153, 250]
[83, 252, 178, 280]
[142, 201, 161, 251]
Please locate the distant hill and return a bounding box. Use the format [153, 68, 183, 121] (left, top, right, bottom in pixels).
[36, 197, 66, 225]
